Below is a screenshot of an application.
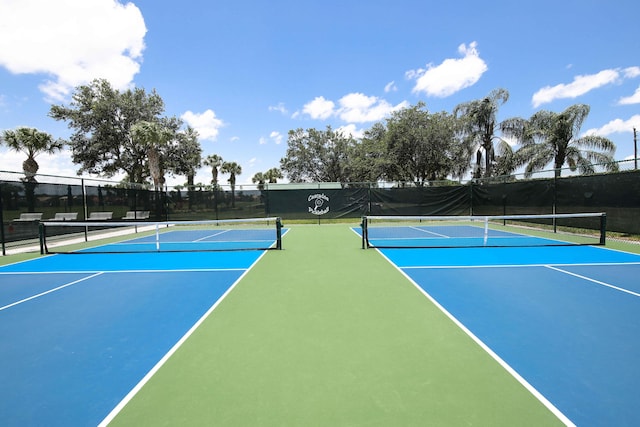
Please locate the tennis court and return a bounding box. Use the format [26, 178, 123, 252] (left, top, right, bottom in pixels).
[0, 221, 284, 426]
[359, 216, 640, 426]
[1, 216, 639, 426]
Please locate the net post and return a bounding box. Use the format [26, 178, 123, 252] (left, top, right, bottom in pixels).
[483, 216, 489, 246]
[599, 213, 607, 245]
[276, 217, 283, 250]
[39, 222, 47, 255]
[155, 223, 160, 251]
[361, 216, 368, 249]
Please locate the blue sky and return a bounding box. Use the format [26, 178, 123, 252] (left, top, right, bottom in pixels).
[1, 0, 640, 186]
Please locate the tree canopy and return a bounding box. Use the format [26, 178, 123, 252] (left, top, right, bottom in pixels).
[7, 80, 613, 188]
[280, 105, 464, 185]
[501, 104, 619, 178]
[1, 127, 64, 180]
[454, 88, 510, 178]
[382, 103, 460, 185]
[280, 126, 357, 183]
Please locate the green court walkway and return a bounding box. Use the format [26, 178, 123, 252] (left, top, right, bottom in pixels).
[108, 224, 564, 426]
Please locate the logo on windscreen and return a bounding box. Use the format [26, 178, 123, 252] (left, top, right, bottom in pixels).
[308, 193, 329, 215]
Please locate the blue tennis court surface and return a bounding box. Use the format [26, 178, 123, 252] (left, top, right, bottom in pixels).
[0, 231, 277, 426]
[363, 224, 640, 426]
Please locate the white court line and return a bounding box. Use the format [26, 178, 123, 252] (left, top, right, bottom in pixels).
[0, 268, 248, 275]
[194, 229, 230, 242]
[401, 261, 640, 269]
[409, 226, 450, 238]
[0, 272, 104, 312]
[546, 265, 640, 298]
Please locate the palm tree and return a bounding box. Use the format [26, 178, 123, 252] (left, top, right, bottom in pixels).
[221, 161, 242, 208]
[252, 172, 266, 191]
[1, 127, 64, 211]
[253, 168, 282, 191]
[203, 154, 223, 188]
[173, 127, 202, 210]
[501, 104, 618, 178]
[454, 88, 510, 178]
[131, 120, 173, 190]
[264, 167, 283, 184]
[1, 127, 64, 180]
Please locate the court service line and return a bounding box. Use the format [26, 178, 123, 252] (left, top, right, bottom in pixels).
[0, 268, 247, 275]
[401, 261, 640, 270]
[409, 226, 450, 238]
[0, 272, 104, 312]
[194, 229, 231, 242]
[546, 265, 640, 297]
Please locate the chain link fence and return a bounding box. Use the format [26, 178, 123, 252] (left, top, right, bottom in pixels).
[2, 159, 639, 254]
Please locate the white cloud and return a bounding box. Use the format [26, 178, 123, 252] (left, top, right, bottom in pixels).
[337, 93, 408, 123]
[532, 69, 621, 107]
[619, 86, 640, 105]
[337, 124, 365, 139]
[268, 103, 288, 114]
[384, 81, 397, 93]
[0, 0, 146, 102]
[181, 109, 225, 141]
[407, 42, 487, 97]
[300, 93, 408, 123]
[269, 131, 283, 144]
[623, 67, 640, 79]
[259, 131, 283, 145]
[583, 115, 640, 136]
[302, 96, 335, 120]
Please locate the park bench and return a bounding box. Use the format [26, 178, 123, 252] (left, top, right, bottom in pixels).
[87, 211, 113, 220]
[14, 213, 43, 221]
[122, 211, 150, 220]
[48, 212, 78, 221]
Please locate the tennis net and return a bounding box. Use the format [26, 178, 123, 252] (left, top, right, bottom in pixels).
[39, 217, 283, 254]
[361, 213, 607, 249]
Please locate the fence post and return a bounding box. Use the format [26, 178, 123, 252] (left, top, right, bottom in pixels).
[552, 172, 558, 233]
[0, 185, 6, 256]
[469, 181, 474, 216]
[81, 178, 88, 241]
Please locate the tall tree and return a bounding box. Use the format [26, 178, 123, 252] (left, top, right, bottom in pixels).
[203, 154, 223, 188]
[170, 126, 202, 197]
[220, 161, 242, 207]
[280, 126, 355, 182]
[1, 127, 64, 211]
[49, 78, 165, 183]
[252, 172, 266, 191]
[130, 120, 174, 190]
[383, 103, 458, 185]
[501, 104, 619, 178]
[264, 167, 283, 183]
[1, 127, 65, 180]
[454, 88, 510, 178]
[350, 122, 388, 183]
[253, 168, 282, 192]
